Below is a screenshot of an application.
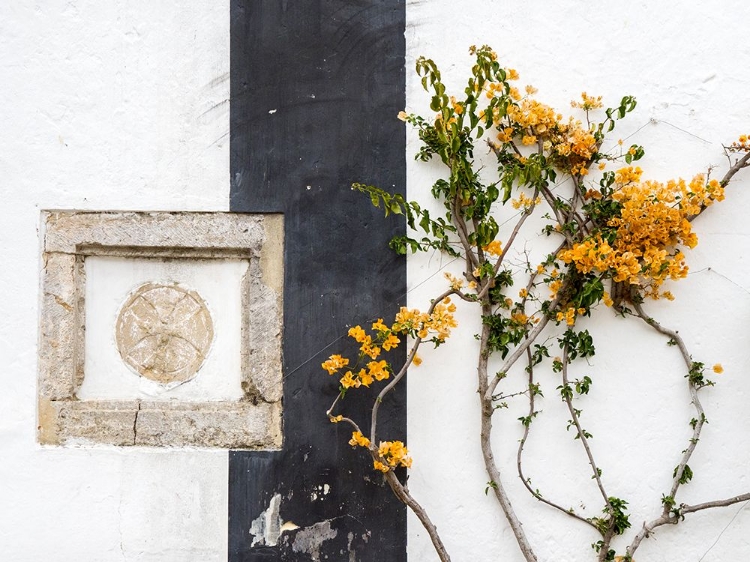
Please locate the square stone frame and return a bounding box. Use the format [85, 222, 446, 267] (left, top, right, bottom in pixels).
[38, 211, 283, 448]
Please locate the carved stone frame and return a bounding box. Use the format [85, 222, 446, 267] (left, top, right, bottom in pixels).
[38, 211, 283, 448]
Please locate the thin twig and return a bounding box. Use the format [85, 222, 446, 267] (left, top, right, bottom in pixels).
[539, 184, 574, 246]
[485, 307, 555, 401]
[627, 494, 750, 557]
[516, 347, 598, 529]
[631, 300, 703, 501]
[476, 187, 540, 301]
[561, 346, 610, 506]
[625, 300, 708, 558]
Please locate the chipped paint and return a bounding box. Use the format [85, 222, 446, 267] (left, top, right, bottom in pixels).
[310, 483, 332, 502]
[280, 521, 299, 533]
[248, 493, 301, 548]
[248, 493, 281, 547]
[291, 520, 337, 561]
[347, 532, 357, 562]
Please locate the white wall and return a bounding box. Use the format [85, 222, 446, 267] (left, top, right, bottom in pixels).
[0, 2, 229, 560]
[3, 2, 750, 561]
[405, 2, 750, 561]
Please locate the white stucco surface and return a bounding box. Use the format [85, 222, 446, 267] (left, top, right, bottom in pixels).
[405, 2, 750, 561]
[3, 1, 750, 560]
[0, 2, 229, 560]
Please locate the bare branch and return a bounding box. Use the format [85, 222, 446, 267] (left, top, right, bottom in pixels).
[626, 494, 750, 557]
[689, 149, 750, 222]
[626, 299, 711, 558]
[719, 149, 750, 187]
[517, 347, 598, 530]
[382, 468, 452, 562]
[561, 346, 610, 506]
[450, 197, 479, 275]
[631, 300, 704, 501]
[478, 301, 539, 562]
[683, 493, 750, 515]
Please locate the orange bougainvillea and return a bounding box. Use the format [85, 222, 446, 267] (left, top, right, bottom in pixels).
[321, 45, 750, 562]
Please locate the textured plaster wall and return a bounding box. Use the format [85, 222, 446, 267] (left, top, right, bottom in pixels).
[405, 2, 750, 561]
[0, 2, 229, 560]
[3, 1, 750, 561]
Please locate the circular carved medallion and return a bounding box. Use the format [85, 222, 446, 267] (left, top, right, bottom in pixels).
[115, 283, 214, 384]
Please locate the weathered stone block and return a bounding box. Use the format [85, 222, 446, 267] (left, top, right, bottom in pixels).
[38, 211, 283, 448]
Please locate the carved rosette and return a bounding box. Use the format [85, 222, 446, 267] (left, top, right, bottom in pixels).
[115, 283, 214, 384]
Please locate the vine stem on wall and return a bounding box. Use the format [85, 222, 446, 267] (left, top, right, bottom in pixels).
[623, 300, 750, 557]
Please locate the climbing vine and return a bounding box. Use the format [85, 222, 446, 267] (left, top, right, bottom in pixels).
[322, 46, 750, 561]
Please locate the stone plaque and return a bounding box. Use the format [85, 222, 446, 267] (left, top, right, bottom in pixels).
[115, 283, 214, 385]
[37, 211, 284, 448]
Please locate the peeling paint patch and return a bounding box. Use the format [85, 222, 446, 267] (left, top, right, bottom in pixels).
[291, 520, 337, 561]
[248, 493, 299, 548]
[347, 532, 357, 562]
[249, 493, 281, 547]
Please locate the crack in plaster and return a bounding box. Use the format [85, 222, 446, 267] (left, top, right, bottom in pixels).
[117, 487, 126, 560]
[132, 401, 141, 445]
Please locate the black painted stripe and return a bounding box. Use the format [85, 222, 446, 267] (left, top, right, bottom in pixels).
[229, 2, 406, 561]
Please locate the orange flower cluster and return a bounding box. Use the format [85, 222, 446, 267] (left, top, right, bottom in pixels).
[556, 306, 586, 326]
[450, 96, 464, 115]
[392, 298, 458, 343]
[615, 165, 643, 186]
[322, 318, 402, 389]
[502, 95, 599, 176]
[485, 82, 504, 101]
[731, 134, 749, 150]
[510, 311, 529, 325]
[556, 120, 598, 175]
[511, 193, 541, 210]
[444, 272, 465, 290]
[349, 431, 371, 448]
[336, 361, 392, 390]
[559, 170, 725, 297]
[483, 240, 504, 256]
[321, 354, 349, 374]
[374, 440, 412, 472]
[322, 300, 458, 389]
[349, 319, 400, 357]
[507, 98, 560, 136]
[571, 92, 603, 110]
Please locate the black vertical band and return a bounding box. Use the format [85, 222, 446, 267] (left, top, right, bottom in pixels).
[229, 2, 406, 561]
